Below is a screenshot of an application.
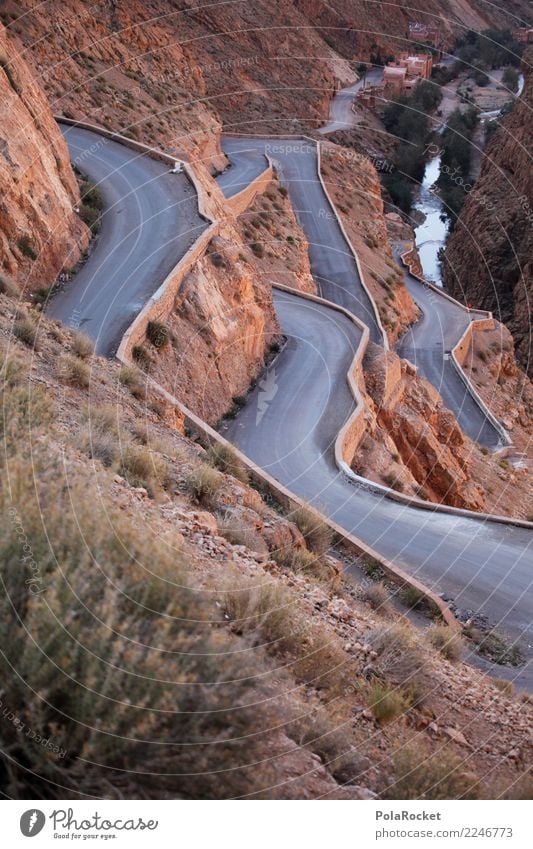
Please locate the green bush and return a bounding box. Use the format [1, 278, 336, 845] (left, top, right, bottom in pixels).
[17, 235, 37, 260]
[367, 682, 407, 724]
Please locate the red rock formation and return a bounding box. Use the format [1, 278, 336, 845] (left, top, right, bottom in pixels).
[443, 48, 533, 377]
[0, 23, 88, 287]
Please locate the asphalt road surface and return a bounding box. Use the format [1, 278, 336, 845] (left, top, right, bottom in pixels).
[53, 124, 532, 685]
[223, 290, 533, 675]
[319, 68, 384, 134]
[221, 136, 384, 344]
[48, 124, 206, 356]
[397, 261, 504, 449]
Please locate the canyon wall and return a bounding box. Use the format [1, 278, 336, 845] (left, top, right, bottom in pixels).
[443, 48, 533, 377]
[0, 23, 87, 286]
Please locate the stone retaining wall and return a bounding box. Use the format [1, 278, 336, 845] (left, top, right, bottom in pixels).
[399, 247, 511, 448]
[226, 160, 273, 216]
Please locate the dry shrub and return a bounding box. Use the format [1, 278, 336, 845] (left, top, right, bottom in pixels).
[1, 352, 53, 449]
[217, 513, 267, 554]
[70, 329, 94, 360]
[493, 678, 515, 696]
[367, 682, 407, 724]
[223, 578, 350, 692]
[206, 442, 249, 483]
[288, 707, 367, 784]
[118, 365, 145, 399]
[385, 747, 481, 800]
[186, 462, 222, 505]
[290, 505, 332, 555]
[0, 273, 20, 298]
[119, 444, 169, 492]
[427, 624, 464, 661]
[13, 315, 37, 348]
[0, 461, 280, 799]
[57, 353, 90, 388]
[362, 581, 390, 611]
[371, 623, 432, 707]
[79, 428, 118, 468]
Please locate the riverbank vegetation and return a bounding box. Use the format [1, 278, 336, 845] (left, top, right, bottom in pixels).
[436, 107, 479, 224]
[382, 81, 442, 213]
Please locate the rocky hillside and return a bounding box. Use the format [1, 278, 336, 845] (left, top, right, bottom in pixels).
[1, 280, 531, 799]
[6, 0, 528, 160]
[0, 23, 87, 288]
[443, 48, 533, 377]
[294, 0, 529, 59]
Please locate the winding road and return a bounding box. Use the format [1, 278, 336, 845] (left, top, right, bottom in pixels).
[221, 291, 532, 671]
[221, 136, 383, 344]
[48, 124, 206, 356]
[396, 260, 503, 449]
[318, 68, 384, 134]
[48, 123, 533, 684]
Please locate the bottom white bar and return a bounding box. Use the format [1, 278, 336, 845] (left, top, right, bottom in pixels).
[4, 799, 530, 848]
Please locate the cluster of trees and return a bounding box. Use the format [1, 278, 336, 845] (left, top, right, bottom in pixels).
[382, 81, 443, 212]
[436, 107, 479, 224]
[454, 29, 523, 72]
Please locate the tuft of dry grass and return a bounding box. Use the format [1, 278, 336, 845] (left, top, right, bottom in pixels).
[186, 463, 223, 505]
[385, 747, 480, 800]
[118, 365, 145, 399]
[290, 505, 332, 555]
[371, 623, 432, 707]
[57, 353, 90, 388]
[206, 441, 249, 483]
[217, 512, 267, 554]
[362, 581, 390, 611]
[79, 428, 118, 468]
[119, 444, 169, 493]
[70, 329, 94, 360]
[0, 273, 20, 298]
[13, 315, 37, 348]
[427, 624, 464, 662]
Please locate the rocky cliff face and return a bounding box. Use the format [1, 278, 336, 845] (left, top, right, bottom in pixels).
[443, 49, 533, 377]
[145, 235, 279, 425]
[294, 0, 526, 59]
[9, 0, 524, 159]
[0, 23, 88, 286]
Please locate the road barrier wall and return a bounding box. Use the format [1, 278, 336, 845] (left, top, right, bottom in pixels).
[226, 160, 273, 215]
[57, 121, 532, 651]
[399, 247, 511, 448]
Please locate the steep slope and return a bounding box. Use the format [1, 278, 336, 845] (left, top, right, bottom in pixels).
[294, 0, 530, 59]
[0, 22, 88, 287]
[7, 0, 528, 159]
[1, 283, 531, 799]
[443, 48, 533, 377]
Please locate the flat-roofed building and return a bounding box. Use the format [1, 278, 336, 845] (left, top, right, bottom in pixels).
[383, 65, 407, 95]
